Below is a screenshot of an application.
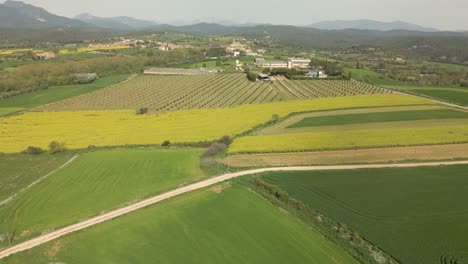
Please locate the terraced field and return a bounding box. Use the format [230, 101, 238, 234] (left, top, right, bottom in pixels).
[0, 94, 432, 153]
[260, 165, 468, 263]
[0, 185, 359, 264]
[36, 73, 390, 112]
[0, 148, 203, 248]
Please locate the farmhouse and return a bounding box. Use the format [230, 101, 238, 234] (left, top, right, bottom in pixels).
[288, 58, 311, 69]
[258, 73, 271, 81]
[35, 51, 56, 60]
[306, 69, 328, 79]
[254, 57, 311, 69]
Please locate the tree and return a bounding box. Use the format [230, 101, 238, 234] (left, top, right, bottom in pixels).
[24, 146, 45, 155]
[161, 141, 171, 147]
[136, 107, 149, 115]
[49, 141, 66, 154]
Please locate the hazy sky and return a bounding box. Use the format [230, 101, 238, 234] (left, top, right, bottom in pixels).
[7, 0, 468, 30]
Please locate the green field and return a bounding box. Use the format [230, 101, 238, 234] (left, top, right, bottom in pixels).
[0, 148, 203, 247]
[261, 165, 468, 263]
[0, 108, 23, 117]
[387, 85, 468, 106]
[0, 74, 128, 109]
[0, 185, 358, 264]
[345, 68, 403, 86]
[0, 152, 75, 202]
[288, 109, 468, 128]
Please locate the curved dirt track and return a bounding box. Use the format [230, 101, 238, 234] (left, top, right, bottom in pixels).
[1, 160, 468, 260]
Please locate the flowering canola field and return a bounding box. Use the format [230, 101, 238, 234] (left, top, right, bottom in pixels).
[229, 126, 468, 153]
[0, 94, 432, 153]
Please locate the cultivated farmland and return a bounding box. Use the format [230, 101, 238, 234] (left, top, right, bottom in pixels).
[0, 148, 203, 248]
[36, 73, 390, 112]
[0, 185, 359, 264]
[229, 125, 468, 153]
[261, 166, 468, 263]
[0, 94, 432, 153]
[0, 152, 75, 203]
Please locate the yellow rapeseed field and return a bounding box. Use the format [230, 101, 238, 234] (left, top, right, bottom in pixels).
[0, 94, 433, 153]
[229, 126, 468, 153]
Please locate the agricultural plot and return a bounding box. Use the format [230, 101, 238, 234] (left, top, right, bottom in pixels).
[0, 152, 75, 203]
[0, 108, 23, 117]
[0, 94, 432, 153]
[229, 125, 468, 153]
[261, 165, 468, 263]
[0, 185, 358, 264]
[36, 73, 390, 112]
[0, 148, 203, 248]
[223, 143, 468, 167]
[0, 75, 129, 110]
[288, 109, 468, 128]
[386, 85, 468, 106]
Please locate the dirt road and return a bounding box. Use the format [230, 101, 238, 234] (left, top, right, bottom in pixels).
[1, 160, 468, 260]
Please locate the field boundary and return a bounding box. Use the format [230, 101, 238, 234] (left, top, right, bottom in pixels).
[1, 160, 468, 259]
[0, 155, 79, 207]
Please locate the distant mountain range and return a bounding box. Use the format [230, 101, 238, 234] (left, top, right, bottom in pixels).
[74, 13, 160, 30]
[307, 19, 439, 32]
[0, 0, 92, 28]
[1, 0, 467, 47]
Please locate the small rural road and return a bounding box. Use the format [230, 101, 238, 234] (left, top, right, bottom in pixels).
[1, 160, 468, 260]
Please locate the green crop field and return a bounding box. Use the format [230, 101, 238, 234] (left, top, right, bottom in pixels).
[0, 185, 358, 264]
[0, 148, 203, 247]
[0, 74, 129, 109]
[35, 73, 390, 112]
[288, 109, 468, 128]
[386, 85, 468, 106]
[260, 165, 468, 263]
[0, 152, 75, 203]
[230, 125, 468, 153]
[0, 108, 23, 117]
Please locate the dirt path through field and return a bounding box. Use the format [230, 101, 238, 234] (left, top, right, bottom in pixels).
[1, 160, 468, 260]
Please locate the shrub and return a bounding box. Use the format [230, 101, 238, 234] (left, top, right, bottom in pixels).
[161, 141, 171, 147]
[460, 80, 468, 88]
[70, 73, 99, 84]
[136, 107, 149, 115]
[23, 146, 45, 155]
[271, 114, 280, 122]
[218, 135, 233, 145]
[49, 141, 66, 154]
[202, 142, 227, 157]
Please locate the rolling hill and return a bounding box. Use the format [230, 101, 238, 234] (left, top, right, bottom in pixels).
[307, 19, 439, 32]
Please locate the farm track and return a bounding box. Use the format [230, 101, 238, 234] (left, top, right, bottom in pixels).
[1, 160, 468, 259]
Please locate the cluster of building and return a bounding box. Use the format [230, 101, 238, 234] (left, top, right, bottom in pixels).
[225, 40, 264, 57]
[254, 57, 311, 69]
[88, 37, 194, 51]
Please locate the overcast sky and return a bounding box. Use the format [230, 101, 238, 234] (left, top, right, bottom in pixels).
[7, 0, 468, 30]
